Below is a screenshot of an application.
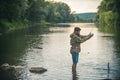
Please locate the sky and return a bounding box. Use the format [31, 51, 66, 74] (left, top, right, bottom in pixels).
[47, 0, 102, 13]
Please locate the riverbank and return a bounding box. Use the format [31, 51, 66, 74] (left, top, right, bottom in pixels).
[0, 20, 51, 34]
[0, 20, 96, 34]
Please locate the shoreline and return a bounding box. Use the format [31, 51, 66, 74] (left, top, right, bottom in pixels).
[0, 22, 96, 34]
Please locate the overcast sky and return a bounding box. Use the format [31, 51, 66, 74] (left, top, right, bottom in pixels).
[47, 0, 102, 13]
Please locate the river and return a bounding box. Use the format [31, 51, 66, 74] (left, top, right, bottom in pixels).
[0, 23, 120, 80]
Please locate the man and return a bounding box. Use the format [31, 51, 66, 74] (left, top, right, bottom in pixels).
[70, 27, 94, 73]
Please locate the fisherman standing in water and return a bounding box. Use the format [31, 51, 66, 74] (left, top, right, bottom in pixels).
[70, 27, 94, 73]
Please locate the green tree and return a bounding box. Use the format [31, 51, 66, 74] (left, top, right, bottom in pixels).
[45, 1, 75, 23]
[55, 2, 71, 22]
[96, 0, 120, 32]
[27, 0, 46, 22]
[0, 0, 27, 22]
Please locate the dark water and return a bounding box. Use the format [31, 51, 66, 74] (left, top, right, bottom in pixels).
[0, 23, 120, 80]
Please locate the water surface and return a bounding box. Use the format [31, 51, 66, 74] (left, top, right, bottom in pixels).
[0, 23, 120, 80]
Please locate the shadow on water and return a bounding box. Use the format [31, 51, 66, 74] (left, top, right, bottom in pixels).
[114, 32, 120, 54]
[111, 32, 120, 80]
[101, 34, 120, 80]
[103, 67, 112, 80]
[0, 26, 50, 80]
[103, 33, 120, 80]
[0, 26, 50, 63]
[100, 28, 120, 80]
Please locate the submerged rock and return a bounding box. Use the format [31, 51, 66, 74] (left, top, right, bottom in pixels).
[0, 63, 10, 70]
[101, 34, 114, 38]
[1, 63, 47, 74]
[0, 63, 24, 71]
[103, 79, 112, 80]
[34, 46, 43, 49]
[29, 67, 47, 73]
[11, 65, 24, 71]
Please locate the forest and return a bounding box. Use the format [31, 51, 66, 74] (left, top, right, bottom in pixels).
[0, 0, 77, 33]
[2, 0, 119, 34]
[75, 13, 96, 23]
[96, 0, 120, 33]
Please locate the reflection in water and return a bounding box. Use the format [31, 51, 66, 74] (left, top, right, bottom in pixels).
[114, 33, 120, 55]
[107, 62, 110, 80]
[112, 33, 120, 80]
[72, 72, 79, 80]
[103, 63, 111, 80]
[0, 26, 49, 80]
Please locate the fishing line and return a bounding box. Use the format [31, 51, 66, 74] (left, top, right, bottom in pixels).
[87, 28, 94, 55]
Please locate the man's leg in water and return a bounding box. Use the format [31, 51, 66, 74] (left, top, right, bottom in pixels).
[72, 53, 79, 73]
[72, 63, 77, 73]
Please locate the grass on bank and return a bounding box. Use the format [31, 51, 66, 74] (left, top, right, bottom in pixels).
[0, 20, 50, 34]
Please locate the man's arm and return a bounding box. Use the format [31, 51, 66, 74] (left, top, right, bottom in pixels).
[80, 33, 93, 43]
[73, 33, 93, 43]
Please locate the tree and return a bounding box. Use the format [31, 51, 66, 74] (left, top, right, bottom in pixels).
[26, 0, 46, 22]
[45, 1, 75, 23]
[96, 0, 120, 32]
[0, 0, 28, 22]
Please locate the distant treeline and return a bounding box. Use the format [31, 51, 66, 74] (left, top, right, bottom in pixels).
[0, 0, 76, 33]
[96, 0, 120, 33]
[75, 13, 96, 23]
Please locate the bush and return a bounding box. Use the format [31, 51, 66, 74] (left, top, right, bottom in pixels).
[97, 11, 118, 32]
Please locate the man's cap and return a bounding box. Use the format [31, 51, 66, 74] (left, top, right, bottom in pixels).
[74, 27, 81, 31]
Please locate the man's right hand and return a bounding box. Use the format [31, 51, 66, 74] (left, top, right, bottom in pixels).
[90, 33, 94, 37]
[89, 32, 94, 37]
